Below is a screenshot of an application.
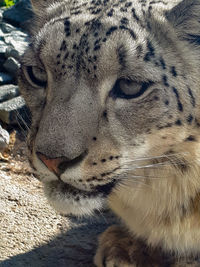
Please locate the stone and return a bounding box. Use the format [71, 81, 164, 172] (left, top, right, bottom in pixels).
[3, 57, 20, 75]
[0, 84, 19, 103]
[0, 27, 4, 36]
[3, 0, 33, 28]
[0, 22, 17, 33]
[0, 72, 13, 85]
[3, 31, 28, 56]
[0, 8, 4, 22]
[5, 46, 21, 60]
[0, 57, 5, 72]
[0, 96, 31, 127]
[0, 123, 9, 151]
[0, 39, 7, 56]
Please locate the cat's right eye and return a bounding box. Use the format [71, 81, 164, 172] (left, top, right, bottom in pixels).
[24, 66, 47, 88]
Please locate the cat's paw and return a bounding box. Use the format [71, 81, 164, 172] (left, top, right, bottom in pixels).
[94, 225, 136, 267]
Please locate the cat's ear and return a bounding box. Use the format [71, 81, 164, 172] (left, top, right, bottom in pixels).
[166, 0, 200, 46]
[31, 0, 63, 14]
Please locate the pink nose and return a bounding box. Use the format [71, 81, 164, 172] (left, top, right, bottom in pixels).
[37, 153, 64, 175]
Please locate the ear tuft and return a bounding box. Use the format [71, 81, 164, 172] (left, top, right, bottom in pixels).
[166, 0, 200, 45]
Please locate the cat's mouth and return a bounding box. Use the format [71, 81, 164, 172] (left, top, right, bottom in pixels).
[42, 178, 118, 215]
[44, 178, 117, 198]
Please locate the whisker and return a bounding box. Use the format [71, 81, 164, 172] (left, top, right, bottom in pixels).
[15, 112, 30, 144]
[21, 106, 32, 123]
[127, 174, 168, 180]
[15, 109, 30, 131]
[122, 152, 189, 163]
[121, 161, 173, 170]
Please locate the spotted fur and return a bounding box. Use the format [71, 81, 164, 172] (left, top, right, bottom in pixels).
[19, 0, 200, 266]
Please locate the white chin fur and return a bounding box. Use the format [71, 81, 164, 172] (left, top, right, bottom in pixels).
[43, 181, 105, 216]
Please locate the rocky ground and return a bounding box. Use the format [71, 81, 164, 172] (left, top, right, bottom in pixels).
[0, 2, 116, 266]
[0, 135, 116, 267]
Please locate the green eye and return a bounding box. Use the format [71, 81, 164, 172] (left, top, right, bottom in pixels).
[24, 66, 47, 88]
[109, 79, 154, 99]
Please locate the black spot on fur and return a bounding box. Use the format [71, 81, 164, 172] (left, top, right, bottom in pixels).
[73, 44, 77, 50]
[121, 17, 129, 25]
[187, 114, 193, 124]
[92, 8, 102, 15]
[107, 8, 114, 16]
[71, 10, 82, 15]
[120, 7, 128, 12]
[60, 40, 67, 51]
[103, 110, 107, 118]
[91, 19, 102, 31]
[125, 2, 132, 7]
[188, 87, 196, 107]
[64, 52, 69, 60]
[119, 25, 136, 39]
[162, 75, 169, 87]
[172, 87, 183, 112]
[117, 45, 126, 67]
[144, 40, 155, 61]
[64, 19, 71, 37]
[106, 26, 118, 36]
[94, 45, 101, 51]
[157, 123, 172, 130]
[170, 66, 177, 77]
[136, 45, 143, 57]
[160, 57, 166, 70]
[175, 119, 182, 126]
[131, 7, 140, 22]
[185, 135, 196, 142]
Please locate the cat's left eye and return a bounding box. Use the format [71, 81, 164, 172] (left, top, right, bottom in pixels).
[109, 79, 154, 99]
[24, 66, 47, 88]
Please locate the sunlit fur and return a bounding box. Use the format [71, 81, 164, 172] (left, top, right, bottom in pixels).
[19, 0, 200, 266]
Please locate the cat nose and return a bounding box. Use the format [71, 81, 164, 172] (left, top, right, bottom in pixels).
[36, 151, 87, 175]
[37, 152, 66, 175]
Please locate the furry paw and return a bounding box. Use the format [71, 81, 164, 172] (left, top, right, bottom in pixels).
[94, 225, 137, 267]
[94, 225, 190, 267]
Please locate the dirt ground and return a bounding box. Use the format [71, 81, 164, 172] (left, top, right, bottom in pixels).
[0, 131, 116, 267]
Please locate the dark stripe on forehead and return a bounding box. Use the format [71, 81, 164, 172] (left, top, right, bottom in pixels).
[117, 45, 126, 67]
[119, 25, 137, 39]
[172, 87, 183, 112]
[187, 87, 196, 107]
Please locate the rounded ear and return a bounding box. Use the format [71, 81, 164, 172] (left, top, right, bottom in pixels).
[166, 0, 200, 45]
[31, 0, 63, 14]
[31, 0, 47, 13]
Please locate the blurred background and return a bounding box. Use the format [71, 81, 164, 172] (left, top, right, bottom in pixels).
[0, 0, 19, 8]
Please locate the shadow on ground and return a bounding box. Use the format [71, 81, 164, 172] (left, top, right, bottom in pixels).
[1, 212, 117, 267]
